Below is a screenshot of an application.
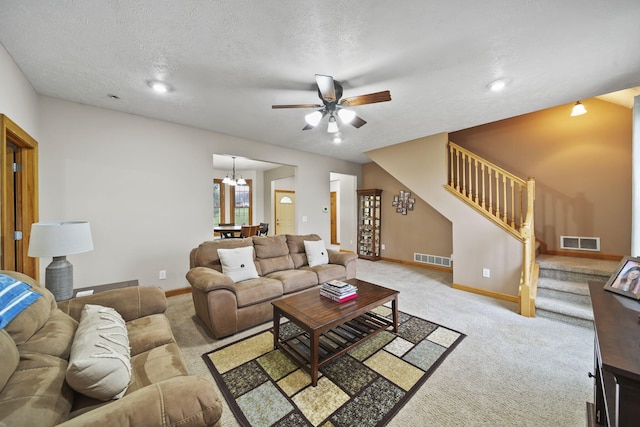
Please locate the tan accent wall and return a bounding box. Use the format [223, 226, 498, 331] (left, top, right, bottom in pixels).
[361, 162, 453, 262]
[366, 133, 523, 297]
[451, 98, 632, 257]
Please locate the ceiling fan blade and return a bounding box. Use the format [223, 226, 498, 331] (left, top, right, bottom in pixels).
[316, 74, 336, 102]
[340, 90, 391, 107]
[349, 114, 367, 128]
[272, 103, 322, 109]
[302, 124, 314, 130]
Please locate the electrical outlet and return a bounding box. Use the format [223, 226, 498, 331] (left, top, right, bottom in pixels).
[482, 268, 490, 278]
[159, 270, 167, 280]
[381, 244, 385, 250]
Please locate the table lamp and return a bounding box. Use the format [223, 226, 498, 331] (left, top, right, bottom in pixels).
[28, 221, 94, 301]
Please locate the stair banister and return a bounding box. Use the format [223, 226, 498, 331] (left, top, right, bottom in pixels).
[447, 141, 537, 317]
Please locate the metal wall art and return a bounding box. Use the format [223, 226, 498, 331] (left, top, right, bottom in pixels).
[391, 190, 415, 215]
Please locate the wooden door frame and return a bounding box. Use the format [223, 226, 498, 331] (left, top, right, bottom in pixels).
[330, 191, 339, 245]
[1, 115, 39, 279]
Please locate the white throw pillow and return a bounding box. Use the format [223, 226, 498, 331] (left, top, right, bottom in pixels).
[66, 304, 131, 401]
[217, 246, 259, 282]
[304, 239, 329, 267]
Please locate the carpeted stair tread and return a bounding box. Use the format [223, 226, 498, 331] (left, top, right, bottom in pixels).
[536, 254, 618, 278]
[534, 255, 611, 327]
[537, 277, 590, 296]
[536, 295, 594, 322]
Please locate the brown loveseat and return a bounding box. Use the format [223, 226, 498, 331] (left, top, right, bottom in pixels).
[187, 234, 357, 338]
[0, 270, 222, 427]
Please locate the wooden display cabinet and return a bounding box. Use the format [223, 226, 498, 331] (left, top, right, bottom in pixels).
[357, 189, 382, 261]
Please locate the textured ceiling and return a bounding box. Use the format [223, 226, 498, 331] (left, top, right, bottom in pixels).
[1, 1, 639, 163]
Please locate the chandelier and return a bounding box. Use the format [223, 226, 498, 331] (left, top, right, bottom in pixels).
[222, 156, 246, 186]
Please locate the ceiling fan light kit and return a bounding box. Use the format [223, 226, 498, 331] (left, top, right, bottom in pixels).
[272, 74, 391, 134]
[337, 108, 356, 124]
[327, 115, 339, 133]
[305, 111, 323, 126]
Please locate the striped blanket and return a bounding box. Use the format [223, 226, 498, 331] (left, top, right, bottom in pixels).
[0, 274, 41, 329]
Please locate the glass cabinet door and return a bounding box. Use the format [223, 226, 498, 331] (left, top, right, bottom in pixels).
[357, 189, 382, 261]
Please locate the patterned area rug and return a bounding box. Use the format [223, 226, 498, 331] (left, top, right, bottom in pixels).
[203, 306, 465, 427]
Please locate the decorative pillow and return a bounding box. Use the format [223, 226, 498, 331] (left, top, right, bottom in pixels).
[217, 246, 260, 283]
[66, 304, 131, 400]
[304, 239, 329, 267]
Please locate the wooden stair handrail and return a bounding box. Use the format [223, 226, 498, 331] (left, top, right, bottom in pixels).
[447, 141, 537, 317]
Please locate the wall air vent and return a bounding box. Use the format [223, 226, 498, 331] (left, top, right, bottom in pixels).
[560, 236, 600, 252]
[413, 253, 452, 268]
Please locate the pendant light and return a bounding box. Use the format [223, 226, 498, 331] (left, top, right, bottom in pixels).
[571, 101, 587, 116]
[221, 157, 246, 186]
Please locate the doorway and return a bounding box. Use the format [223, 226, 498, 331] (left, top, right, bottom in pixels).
[330, 191, 339, 245]
[0, 115, 39, 278]
[274, 190, 295, 235]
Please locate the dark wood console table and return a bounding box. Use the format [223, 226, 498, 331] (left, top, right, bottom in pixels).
[588, 280, 640, 426]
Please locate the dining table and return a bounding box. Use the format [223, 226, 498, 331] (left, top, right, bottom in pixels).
[213, 225, 259, 238]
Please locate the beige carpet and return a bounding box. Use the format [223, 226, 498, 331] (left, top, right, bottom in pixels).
[166, 259, 593, 427]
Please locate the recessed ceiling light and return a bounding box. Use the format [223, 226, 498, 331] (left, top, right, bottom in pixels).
[487, 79, 507, 92]
[147, 80, 171, 93]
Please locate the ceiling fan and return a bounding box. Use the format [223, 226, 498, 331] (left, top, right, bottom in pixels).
[272, 74, 391, 133]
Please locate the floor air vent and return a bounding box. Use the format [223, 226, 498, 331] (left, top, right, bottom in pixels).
[560, 236, 600, 251]
[414, 253, 452, 267]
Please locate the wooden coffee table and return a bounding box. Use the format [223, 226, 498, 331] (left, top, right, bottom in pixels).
[272, 278, 399, 386]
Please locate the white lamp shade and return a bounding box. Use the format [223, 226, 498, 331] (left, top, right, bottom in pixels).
[327, 116, 339, 133]
[305, 111, 323, 127]
[28, 221, 94, 257]
[338, 108, 356, 123]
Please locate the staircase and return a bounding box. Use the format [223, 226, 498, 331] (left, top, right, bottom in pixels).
[535, 254, 620, 328]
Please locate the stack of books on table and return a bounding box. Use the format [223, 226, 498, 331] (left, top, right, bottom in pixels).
[320, 280, 358, 303]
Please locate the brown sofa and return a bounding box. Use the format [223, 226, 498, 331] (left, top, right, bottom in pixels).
[187, 234, 357, 338]
[0, 270, 222, 427]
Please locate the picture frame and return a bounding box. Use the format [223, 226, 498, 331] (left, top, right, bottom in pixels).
[392, 189, 417, 215]
[603, 256, 640, 300]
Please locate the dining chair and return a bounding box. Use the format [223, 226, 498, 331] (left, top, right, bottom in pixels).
[239, 225, 259, 238]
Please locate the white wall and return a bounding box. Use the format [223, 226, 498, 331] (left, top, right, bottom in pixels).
[35, 96, 361, 291]
[0, 44, 39, 138]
